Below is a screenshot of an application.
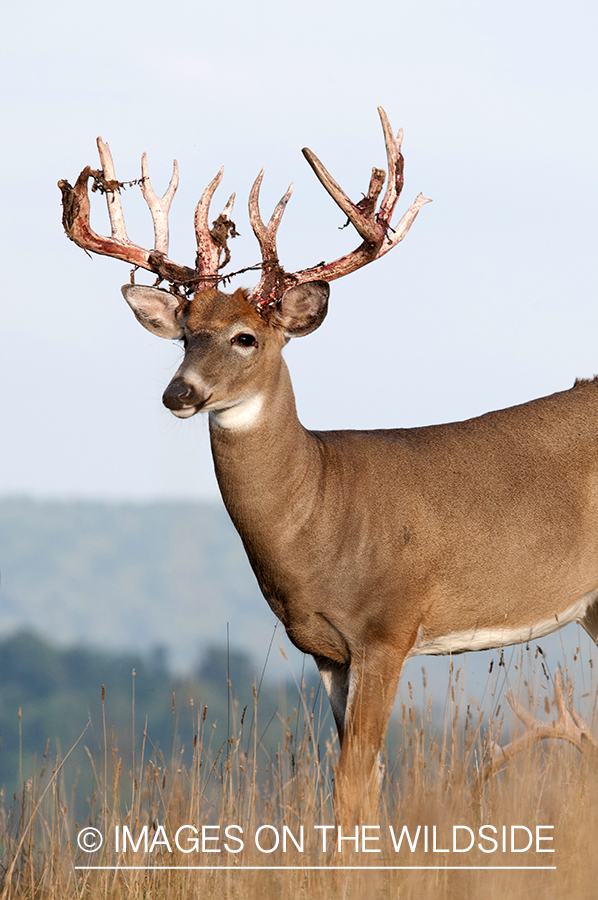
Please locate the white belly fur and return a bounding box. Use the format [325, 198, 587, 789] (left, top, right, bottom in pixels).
[408, 588, 598, 657]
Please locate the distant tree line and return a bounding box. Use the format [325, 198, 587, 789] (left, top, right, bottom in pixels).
[0, 631, 324, 812]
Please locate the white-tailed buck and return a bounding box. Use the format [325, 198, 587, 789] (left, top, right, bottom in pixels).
[60, 109, 598, 825]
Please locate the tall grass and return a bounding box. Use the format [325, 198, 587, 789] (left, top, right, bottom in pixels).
[1, 645, 597, 899]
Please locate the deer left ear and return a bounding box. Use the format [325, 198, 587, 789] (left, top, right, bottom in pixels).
[274, 280, 329, 337]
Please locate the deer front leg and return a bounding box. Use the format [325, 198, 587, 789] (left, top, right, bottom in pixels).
[315, 656, 351, 742]
[319, 647, 404, 827]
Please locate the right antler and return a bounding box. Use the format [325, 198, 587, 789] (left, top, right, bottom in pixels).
[58, 138, 237, 293]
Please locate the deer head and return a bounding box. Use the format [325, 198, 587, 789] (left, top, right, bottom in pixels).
[59, 109, 430, 424]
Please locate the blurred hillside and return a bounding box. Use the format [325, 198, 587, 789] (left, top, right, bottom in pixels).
[1, 495, 595, 768]
[0, 497, 276, 672]
[0, 631, 325, 810]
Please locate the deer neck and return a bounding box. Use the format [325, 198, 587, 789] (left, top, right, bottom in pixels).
[208, 358, 318, 530]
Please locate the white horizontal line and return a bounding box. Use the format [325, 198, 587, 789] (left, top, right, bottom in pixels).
[75, 865, 557, 871]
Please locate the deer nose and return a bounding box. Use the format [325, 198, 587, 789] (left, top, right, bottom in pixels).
[162, 379, 196, 410]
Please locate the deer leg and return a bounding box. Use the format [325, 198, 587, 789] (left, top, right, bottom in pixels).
[315, 656, 351, 743]
[331, 646, 405, 827]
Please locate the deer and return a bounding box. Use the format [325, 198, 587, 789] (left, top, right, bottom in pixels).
[59, 108, 598, 826]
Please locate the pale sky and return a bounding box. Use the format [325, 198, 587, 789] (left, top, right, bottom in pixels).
[1, 0, 596, 499]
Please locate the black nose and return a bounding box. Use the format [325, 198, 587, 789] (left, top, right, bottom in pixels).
[162, 379, 195, 410]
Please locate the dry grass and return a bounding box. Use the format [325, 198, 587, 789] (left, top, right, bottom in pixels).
[1, 647, 598, 900]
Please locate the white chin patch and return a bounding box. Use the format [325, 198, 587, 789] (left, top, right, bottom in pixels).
[210, 393, 264, 430]
[171, 406, 199, 419]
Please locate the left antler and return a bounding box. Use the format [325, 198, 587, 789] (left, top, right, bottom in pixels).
[246, 107, 431, 313]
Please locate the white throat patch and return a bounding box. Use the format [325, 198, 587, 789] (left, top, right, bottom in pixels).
[209, 393, 265, 431]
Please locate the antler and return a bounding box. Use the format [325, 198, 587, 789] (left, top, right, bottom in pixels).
[246, 106, 431, 313]
[194, 169, 238, 279]
[247, 170, 296, 312]
[58, 139, 237, 292]
[481, 670, 597, 781]
[59, 109, 430, 310]
[139, 149, 179, 256]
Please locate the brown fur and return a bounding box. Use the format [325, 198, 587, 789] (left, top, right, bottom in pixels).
[132, 286, 598, 826]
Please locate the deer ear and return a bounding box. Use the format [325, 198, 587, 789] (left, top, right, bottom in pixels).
[121, 285, 184, 339]
[274, 280, 329, 337]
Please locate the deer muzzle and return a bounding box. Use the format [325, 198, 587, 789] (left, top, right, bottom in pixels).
[162, 378, 205, 418]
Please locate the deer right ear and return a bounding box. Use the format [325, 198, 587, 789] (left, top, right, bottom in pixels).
[121, 285, 184, 339]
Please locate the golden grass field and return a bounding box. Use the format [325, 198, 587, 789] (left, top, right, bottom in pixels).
[2, 645, 598, 899]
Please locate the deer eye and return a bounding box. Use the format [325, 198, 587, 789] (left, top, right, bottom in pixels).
[232, 333, 258, 348]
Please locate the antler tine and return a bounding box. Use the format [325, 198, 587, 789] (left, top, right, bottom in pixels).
[553, 668, 568, 721]
[376, 106, 404, 227]
[301, 147, 382, 246]
[481, 670, 598, 783]
[551, 670, 593, 745]
[565, 693, 591, 735]
[249, 169, 294, 261]
[248, 169, 267, 243]
[221, 192, 236, 221]
[269, 182, 294, 238]
[96, 137, 129, 243]
[194, 167, 225, 247]
[140, 153, 179, 256]
[383, 192, 433, 251]
[192, 167, 238, 282]
[377, 109, 432, 251]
